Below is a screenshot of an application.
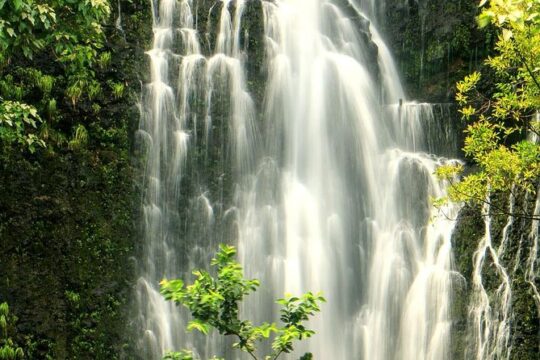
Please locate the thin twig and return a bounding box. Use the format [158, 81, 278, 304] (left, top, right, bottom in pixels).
[512, 30, 540, 93]
[272, 350, 284, 360]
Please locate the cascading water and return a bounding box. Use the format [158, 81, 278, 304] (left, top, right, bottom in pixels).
[136, 1, 462, 359]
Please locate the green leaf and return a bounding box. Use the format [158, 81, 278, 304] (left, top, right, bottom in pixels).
[0, 315, 7, 330]
[0, 303, 8, 316]
[187, 320, 211, 335]
[12, 0, 22, 11]
[502, 29, 513, 41]
[163, 350, 195, 360]
[478, 12, 492, 27]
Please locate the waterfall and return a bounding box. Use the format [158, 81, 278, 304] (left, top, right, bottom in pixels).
[135, 1, 462, 359]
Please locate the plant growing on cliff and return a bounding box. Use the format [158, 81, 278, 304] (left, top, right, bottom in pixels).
[160, 245, 325, 360]
[0, 0, 112, 151]
[437, 0, 540, 218]
[0, 302, 24, 359]
[0, 99, 45, 153]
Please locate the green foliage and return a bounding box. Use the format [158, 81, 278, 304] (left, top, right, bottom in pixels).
[438, 0, 540, 208]
[162, 350, 224, 360]
[163, 350, 197, 360]
[108, 81, 125, 100]
[68, 124, 89, 151]
[0, 0, 147, 357]
[65, 291, 81, 306]
[0, 1, 56, 59]
[163, 351, 224, 360]
[0, 0, 113, 153]
[160, 245, 325, 360]
[98, 51, 112, 70]
[0, 99, 45, 152]
[0, 0, 110, 61]
[0, 303, 24, 359]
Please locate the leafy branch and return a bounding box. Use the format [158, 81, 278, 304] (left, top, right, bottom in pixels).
[160, 245, 325, 360]
[437, 0, 540, 219]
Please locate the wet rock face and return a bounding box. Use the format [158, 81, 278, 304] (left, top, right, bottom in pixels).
[450, 192, 540, 360]
[347, 10, 381, 86]
[381, 0, 490, 101]
[239, 0, 266, 106]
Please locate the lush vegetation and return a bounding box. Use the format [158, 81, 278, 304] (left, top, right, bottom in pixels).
[160, 245, 325, 360]
[0, 0, 128, 153]
[0, 0, 150, 358]
[0, 303, 24, 360]
[437, 0, 540, 218]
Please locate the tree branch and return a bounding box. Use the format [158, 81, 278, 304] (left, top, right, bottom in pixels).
[445, 179, 540, 221]
[272, 350, 284, 360]
[223, 326, 259, 360]
[512, 32, 540, 93]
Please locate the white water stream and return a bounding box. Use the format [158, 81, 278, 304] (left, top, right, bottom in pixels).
[136, 1, 463, 359]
